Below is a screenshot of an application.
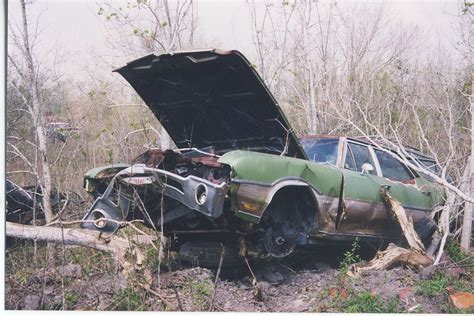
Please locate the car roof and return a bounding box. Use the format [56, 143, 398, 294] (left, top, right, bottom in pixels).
[300, 134, 435, 161]
[300, 134, 373, 145]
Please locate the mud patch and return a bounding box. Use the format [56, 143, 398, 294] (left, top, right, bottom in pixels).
[5, 244, 472, 312]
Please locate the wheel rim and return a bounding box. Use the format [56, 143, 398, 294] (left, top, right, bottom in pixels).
[263, 226, 296, 258]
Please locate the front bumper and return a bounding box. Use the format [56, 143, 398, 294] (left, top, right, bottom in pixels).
[81, 164, 228, 233]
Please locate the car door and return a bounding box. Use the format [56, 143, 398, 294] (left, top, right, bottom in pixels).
[371, 149, 435, 234]
[341, 141, 436, 238]
[338, 141, 388, 236]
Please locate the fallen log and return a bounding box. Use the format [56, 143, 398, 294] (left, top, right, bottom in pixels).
[380, 187, 425, 252]
[6, 221, 141, 269]
[5, 221, 182, 308]
[348, 243, 433, 277]
[348, 188, 434, 276]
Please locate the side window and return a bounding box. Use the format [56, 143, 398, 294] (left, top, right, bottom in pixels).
[375, 150, 414, 181]
[344, 145, 357, 171]
[346, 143, 376, 175]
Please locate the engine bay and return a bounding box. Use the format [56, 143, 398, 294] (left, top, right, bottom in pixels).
[131, 147, 231, 185]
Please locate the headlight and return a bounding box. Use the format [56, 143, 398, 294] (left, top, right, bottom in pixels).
[91, 209, 108, 228]
[195, 184, 208, 205]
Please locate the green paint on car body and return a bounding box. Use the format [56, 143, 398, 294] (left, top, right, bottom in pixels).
[84, 163, 130, 178]
[219, 150, 343, 197]
[219, 150, 442, 211]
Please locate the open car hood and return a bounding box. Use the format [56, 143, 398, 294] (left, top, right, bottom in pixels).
[115, 49, 306, 158]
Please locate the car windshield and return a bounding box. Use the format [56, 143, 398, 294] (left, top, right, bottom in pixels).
[300, 137, 339, 165]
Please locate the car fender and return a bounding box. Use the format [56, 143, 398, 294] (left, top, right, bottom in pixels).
[218, 150, 343, 223]
[83, 163, 130, 194]
[231, 177, 321, 223]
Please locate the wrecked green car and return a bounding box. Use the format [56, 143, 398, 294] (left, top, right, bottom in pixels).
[81, 49, 445, 260]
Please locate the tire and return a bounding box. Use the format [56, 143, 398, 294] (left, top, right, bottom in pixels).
[398, 217, 437, 247]
[414, 217, 437, 245]
[263, 226, 296, 258]
[178, 240, 243, 268]
[261, 187, 317, 257]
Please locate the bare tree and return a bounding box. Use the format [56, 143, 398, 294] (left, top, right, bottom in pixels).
[459, 0, 473, 251]
[248, 0, 472, 256]
[8, 0, 54, 223]
[99, 0, 197, 58]
[93, 0, 200, 150]
[248, 1, 419, 135]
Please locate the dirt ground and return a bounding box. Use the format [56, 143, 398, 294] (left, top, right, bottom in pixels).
[5, 242, 473, 312]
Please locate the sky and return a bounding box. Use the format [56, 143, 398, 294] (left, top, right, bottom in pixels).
[7, 0, 462, 81]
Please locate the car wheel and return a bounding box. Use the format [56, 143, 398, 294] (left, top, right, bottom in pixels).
[263, 226, 296, 258]
[261, 187, 317, 258]
[178, 240, 243, 268]
[397, 217, 437, 247]
[414, 217, 437, 245]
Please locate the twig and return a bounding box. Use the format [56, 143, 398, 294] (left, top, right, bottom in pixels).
[174, 287, 184, 311]
[171, 147, 221, 158]
[244, 256, 257, 280]
[138, 283, 173, 306]
[408, 304, 420, 312]
[243, 256, 263, 302]
[209, 244, 225, 311]
[280, 263, 297, 274]
[46, 218, 143, 227]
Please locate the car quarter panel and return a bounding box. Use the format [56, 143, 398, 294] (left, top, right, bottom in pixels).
[341, 169, 433, 237]
[218, 150, 343, 229]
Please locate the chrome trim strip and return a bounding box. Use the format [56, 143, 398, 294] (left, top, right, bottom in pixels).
[231, 176, 323, 195]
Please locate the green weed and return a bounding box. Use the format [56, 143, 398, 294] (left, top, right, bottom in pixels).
[336, 238, 361, 284]
[312, 287, 401, 313]
[320, 288, 346, 311]
[69, 247, 115, 277]
[445, 239, 468, 263]
[110, 287, 146, 311]
[105, 148, 113, 164]
[65, 292, 79, 306]
[342, 291, 401, 313]
[416, 274, 461, 298]
[340, 238, 361, 271]
[183, 276, 212, 310]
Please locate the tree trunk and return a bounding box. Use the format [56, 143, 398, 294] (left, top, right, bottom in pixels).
[380, 188, 425, 252]
[20, 0, 54, 223]
[7, 222, 131, 267]
[435, 192, 456, 265]
[348, 189, 433, 277]
[460, 75, 473, 251]
[348, 243, 433, 277]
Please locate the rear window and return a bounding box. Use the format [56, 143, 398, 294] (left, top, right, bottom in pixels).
[300, 138, 339, 165]
[409, 157, 454, 183]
